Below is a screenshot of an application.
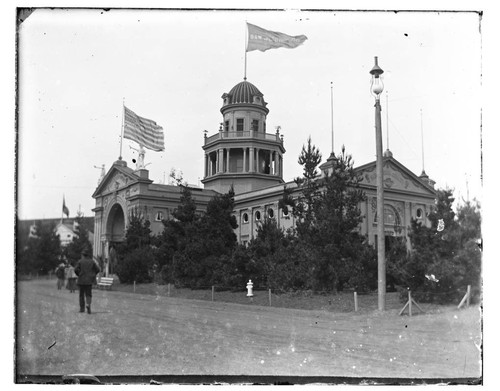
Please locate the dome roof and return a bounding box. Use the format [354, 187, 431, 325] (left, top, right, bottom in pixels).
[221, 80, 268, 111]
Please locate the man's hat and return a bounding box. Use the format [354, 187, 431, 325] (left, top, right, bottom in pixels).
[81, 248, 90, 256]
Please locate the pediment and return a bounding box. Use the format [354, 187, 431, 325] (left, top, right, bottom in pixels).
[356, 157, 436, 196]
[92, 163, 140, 198]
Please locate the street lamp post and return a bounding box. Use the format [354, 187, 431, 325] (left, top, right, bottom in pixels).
[370, 56, 386, 311]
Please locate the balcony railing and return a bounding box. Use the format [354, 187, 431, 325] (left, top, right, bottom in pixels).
[205, 131, 283, 145]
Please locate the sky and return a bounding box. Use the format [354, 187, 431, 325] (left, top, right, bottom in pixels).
[16, 7, 484, 220]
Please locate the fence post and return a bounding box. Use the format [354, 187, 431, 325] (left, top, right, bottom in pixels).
[269, 289, 272, 306]
[354, 291, 358, 312]
[212, 286, 215, 302]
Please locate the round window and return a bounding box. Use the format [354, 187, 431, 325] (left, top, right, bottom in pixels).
[242, 213, 249, 223]
[255, 211, 261, 221]
[416, 208, 423, 219]
[267, 208, 274, 218]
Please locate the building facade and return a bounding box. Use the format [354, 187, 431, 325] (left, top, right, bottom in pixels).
[92, 79, 436, 274]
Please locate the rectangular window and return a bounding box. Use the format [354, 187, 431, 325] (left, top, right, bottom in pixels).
[252, 119, 259, 132]
[224, 120, 229, 132]
[236, 118, 244, 132]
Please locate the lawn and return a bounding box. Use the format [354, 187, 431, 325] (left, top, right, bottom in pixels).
[111, 280, 444, 314]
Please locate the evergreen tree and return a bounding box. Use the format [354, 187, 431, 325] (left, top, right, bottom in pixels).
[64, 211, 93, 264]
[157, 187, 238, 288]
[398, 189, 482, 303]
[312, 146, 371, 291]
[18, 222, 62, 275]
[115, 209, 155, 283]
[248, 218, 311, 291]
[456, 199, 481, 247]
[120, 208, 152, 252]
[280, 136, 322, 237]
[280, 140, 373, 292]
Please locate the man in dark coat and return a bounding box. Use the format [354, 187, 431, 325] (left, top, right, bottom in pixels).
[74, 248, 100, 314]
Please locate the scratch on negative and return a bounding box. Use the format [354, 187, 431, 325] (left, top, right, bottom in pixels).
[48, 337, 56, 350]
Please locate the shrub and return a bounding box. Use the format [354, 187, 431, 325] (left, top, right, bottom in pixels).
[115, 247, 155, 284]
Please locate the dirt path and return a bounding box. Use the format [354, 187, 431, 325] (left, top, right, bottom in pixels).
[16, 280, 481, 380]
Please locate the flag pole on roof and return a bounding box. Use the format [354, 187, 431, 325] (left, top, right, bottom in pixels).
[119, 98, 125, 161]
[244, 21, 248, 80]
[122, 105, 165, 170]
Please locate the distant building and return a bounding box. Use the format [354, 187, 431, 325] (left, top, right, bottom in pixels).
[17, 217, 95, 247]
[92, 79, 436, 275]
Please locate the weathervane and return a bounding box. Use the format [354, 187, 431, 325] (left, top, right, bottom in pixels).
[94, 164, 106, 185]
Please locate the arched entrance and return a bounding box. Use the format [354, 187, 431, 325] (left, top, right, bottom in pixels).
[105, 203, 126, 275]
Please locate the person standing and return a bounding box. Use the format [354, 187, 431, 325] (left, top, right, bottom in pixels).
[55, 263, 66, 290]
[75, 249, 100, 314]
[66, 262, 77, 293]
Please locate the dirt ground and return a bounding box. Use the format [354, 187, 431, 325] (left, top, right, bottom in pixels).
[15, 279, 482, 383]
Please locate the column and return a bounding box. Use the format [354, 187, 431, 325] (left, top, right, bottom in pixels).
[256, 148, 260, 173]
[204, 153, 208, 178]
[243, 148, 247, 173]
[218, 149, 224, 173]
[249, 147, 255, 173]
[275, 152, 280, 176]
[226, 148, 230, 173]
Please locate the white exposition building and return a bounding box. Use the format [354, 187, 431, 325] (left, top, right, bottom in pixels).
[92, 79, 436, 275]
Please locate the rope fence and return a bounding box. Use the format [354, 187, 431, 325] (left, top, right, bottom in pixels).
[22, 273, 476, 314]
[125, 281, 477, 314]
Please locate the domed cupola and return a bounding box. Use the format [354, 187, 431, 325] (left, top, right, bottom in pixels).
[221, 80, 269, 114]
[202, 79, 285, 195]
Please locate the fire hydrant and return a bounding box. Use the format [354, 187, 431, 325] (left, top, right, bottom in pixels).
[246, 279, 254, 297]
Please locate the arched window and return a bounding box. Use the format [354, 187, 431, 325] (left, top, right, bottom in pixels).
[374, 205, 401, 226]
[242, 213, 249, 224]
[267, 208, 274, 218]
[416, 208, 423, 219]
[255, 211, 261, 221]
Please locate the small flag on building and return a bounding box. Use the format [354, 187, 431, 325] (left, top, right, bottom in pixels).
[246, 23, 307, 52]
[62, 196, 69, 218]
[123, 106, 165, 151]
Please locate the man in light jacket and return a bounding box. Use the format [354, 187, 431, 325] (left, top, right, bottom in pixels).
[75, 248, 100, 314]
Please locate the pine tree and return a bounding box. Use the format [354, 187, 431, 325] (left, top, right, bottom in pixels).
[64, 211, 93, 264]
[400, 189, 482, 303]
[115, 208, 155, 283]
[280, 140, 373, 292]
[312, 146, 372, 291]
[280, 136, 323, 238]
[18, 222, 62, 275]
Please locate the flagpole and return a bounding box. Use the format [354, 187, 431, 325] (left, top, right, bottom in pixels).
[420, 108, 424, 173]
[244, 22, 248, 80]
[386, 91, 389, 149]
[119, 98, 125, 160]
[330, 82, 334, 154]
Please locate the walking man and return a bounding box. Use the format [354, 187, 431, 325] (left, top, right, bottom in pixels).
[55, 263, 66, 290]
[75, 248, 100, 314]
